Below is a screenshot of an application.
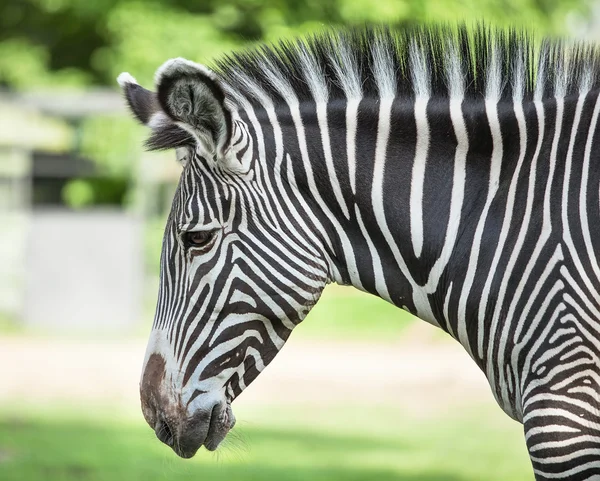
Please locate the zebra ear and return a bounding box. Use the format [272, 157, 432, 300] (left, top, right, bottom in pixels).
[117, 73, 161, 124]
[154, 58, 233, 159]
[117, 72, 194, 151]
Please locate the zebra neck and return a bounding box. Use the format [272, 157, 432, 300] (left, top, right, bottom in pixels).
[267, 90, 600, 353]
[276, 96, 514, 324]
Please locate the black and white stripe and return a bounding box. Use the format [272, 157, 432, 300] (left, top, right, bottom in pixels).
[121, 25, 600, 477]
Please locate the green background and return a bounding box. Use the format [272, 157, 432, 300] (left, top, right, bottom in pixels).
[0, 1, 594, 480]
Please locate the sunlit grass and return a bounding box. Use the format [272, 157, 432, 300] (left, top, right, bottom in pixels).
[0, 403, 532, 481]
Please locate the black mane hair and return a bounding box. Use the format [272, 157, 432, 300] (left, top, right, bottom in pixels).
[214, 24, 600, 106]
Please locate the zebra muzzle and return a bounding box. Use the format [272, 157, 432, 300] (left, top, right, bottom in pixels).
[147, 400, 235, 458]
[140, 353, 236, 457]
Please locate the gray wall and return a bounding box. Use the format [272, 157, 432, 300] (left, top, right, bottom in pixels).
[23, 210, 143, 332]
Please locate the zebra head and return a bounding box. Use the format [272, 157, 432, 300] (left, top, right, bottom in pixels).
[118, 59, 330, 457]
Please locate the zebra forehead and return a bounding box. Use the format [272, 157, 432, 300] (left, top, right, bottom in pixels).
[174, 163, 224, 219]
[214, 25, 600, 105]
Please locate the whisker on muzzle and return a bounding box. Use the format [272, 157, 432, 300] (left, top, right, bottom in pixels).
[217, 427, 250, 461]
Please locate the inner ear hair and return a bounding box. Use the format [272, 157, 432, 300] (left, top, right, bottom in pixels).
[155, 58, 232, 157]
[145, 123, 195, 151]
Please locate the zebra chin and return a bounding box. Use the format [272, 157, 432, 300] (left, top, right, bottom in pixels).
[140, 353, 236, 458]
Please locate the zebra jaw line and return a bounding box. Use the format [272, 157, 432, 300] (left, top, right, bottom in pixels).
[121, 25, 600, 479]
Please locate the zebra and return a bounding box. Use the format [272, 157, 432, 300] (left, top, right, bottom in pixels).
[118, 25, 600, 479]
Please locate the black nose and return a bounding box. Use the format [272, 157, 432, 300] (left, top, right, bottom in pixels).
[154, 417, 174, 447]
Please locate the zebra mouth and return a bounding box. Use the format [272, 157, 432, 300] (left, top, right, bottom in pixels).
[203, 403, 236, 452]
[168, 402, 236, 458]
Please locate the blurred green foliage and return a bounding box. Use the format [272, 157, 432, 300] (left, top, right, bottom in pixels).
[0, 0, 592, 90]
[61, 177, 130, 208]
[61, 178, 95, 208]
[0, 0, 592, 203]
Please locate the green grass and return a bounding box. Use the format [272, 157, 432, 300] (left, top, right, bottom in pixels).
[0, 403, 533, 481]
[295, 285, 416, 340]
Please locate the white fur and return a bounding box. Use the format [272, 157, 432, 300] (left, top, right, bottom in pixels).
[256, 56, 297, 103]
[329, 34, 362, 100]
[116, 72, 138, 87]
[534, 45, 548, 102]
[154, 57, 216, 87]
[445, 39, 464, 100]
[409, 38, 431, 99]
[485, 39, 502, 101]
[147, 111, 171, 130]
[554, 53, 570, 99]
[372, 34, 397, 99]
[512, 45, 526, 102]
[579, 62, 594, 94]
[297, 46, 329, 104]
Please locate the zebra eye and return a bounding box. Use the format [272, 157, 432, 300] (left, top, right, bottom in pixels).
[183, 230, 216, 250]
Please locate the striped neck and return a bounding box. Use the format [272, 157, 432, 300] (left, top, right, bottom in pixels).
[248, 88, 600, 353]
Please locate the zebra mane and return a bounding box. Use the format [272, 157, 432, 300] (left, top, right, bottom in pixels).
[214, 25, 600, 106]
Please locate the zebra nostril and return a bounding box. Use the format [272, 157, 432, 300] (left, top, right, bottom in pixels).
[155, 417, 175, 447]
